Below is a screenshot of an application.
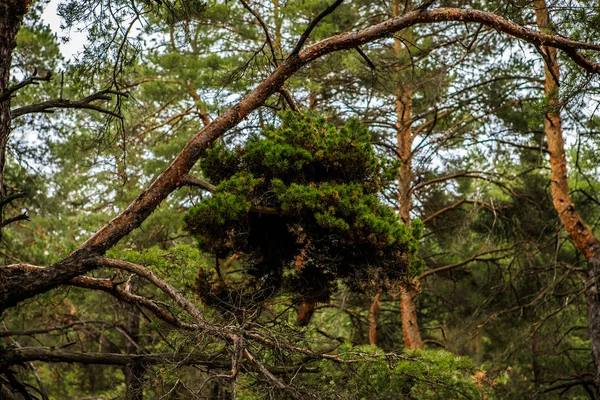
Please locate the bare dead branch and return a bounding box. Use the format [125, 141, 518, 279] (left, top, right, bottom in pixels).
[419, 243, 520, 279]
[0, 346, 229, 369]
[243, 348, 303, 398]
[11, 90, 128, 119]
[422, 199, 484, 224]
[355, 46, 376, 69]
[179, 175, 216, 192]
[412, 110, 452, 136]
[238, 0, 279, 66]
[0, 212, 29, 229]
[0, 72, 51, 101]
[278, 87, 299, 111]
[69, 275, 199, 331]
[0, 192, 25, 209]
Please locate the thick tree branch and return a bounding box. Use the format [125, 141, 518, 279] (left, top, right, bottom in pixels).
[0, 347, 228, 369]
[0, 346, 316, 375]
[2, 7, 600, 313]
[69, 275, 200, 331]
[93, 257, 213, 331]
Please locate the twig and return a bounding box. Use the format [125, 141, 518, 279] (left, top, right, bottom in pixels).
[238, 0, 279, 66]
[290, 0, 345, 55]
[278, 87, 299, 111]
[355, 46, 376, 69]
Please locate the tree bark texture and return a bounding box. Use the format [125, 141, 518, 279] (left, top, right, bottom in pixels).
[369, 292, 382, 345]
[0, 1, 27, 231]
[1, 7, 600, 314]
[533, 0, 600, 393]
[400, 286, 424, 349]
[393, 0, 424, 350]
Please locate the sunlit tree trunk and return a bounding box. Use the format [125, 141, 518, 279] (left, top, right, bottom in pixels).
[393, 0, 423, 350]
[534, 0, 600, 393]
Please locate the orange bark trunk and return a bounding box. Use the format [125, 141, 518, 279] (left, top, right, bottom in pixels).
[369, 292, 382, 345]
[295, 300, 317, 327]
[534, 0, 600, 393]
[400, 286, 424, 349]
[393, 0, 424, 350]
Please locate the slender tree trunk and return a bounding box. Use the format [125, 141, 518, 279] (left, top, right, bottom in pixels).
[124, 305, 145, 400]
[295, 300, 317, 327]
[393, 0, 424, 350]
[272, 0, 282, 57]
[0, 1, 27, 234]
[532, 335, 541, 400]
[533, 0, 600, 393]
[369, 292, 382, 345]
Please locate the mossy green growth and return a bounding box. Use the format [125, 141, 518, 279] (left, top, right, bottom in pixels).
[185, 112, 423, 308]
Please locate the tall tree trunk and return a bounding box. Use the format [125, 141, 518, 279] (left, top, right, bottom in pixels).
[393, 0, 424, 350]
[0, 1, 27, 235]
[533, 0, 600, 393]
[124, 305, 145, 400]
[369, 292, 382, 345]
[272, 0, 282, 57]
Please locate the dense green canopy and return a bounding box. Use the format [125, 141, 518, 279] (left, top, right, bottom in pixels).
[186, 113, 423, 308]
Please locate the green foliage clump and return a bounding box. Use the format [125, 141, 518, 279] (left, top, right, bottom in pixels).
[314, 345, 489, 400]
[185, 112, 423, 309]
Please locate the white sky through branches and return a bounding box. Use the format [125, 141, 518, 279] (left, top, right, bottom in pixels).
[41, 0, 88, 61]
